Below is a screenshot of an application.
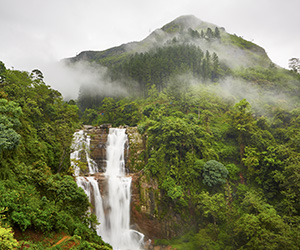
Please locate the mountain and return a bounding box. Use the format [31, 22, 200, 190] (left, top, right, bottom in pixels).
[63, 15, 298, 114]
[64, 15, 272, 69]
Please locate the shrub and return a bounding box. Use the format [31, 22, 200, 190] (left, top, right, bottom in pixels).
[202, 160, 228, 187]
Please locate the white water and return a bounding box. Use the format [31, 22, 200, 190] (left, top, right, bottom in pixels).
[100, 128, 144, 249]
[71, 130, 98, 176]
[71, 128, 144, 250]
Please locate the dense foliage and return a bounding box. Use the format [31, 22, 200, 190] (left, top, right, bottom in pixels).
[0, 61, 110, 249]
[78, 44, 226, 110]
[77, 61, 299, 248]
[67, 24, 300, 247]
[1, 15, 299, 248]
[111, 44, 223, 93]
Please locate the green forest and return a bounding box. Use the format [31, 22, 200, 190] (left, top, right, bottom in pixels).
[78, 61, 300, 249]
[0, 62, 111, 249]
[1, 18, 300, 249]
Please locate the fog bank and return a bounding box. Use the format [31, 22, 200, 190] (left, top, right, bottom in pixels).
[43, 61, 129, 100]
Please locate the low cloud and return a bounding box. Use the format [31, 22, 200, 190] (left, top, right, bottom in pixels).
[43, 60, 129, 100]
[212, 77, 295, 115]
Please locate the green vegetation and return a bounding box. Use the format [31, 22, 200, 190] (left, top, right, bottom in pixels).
[78, 44, 226, 110]
[1, 15, 299, 249]
[0, 62, 111, 249]
[224, 34, 259, 50]
[111, 44, 223, 91]
[0, 207, 19, 250]
[76, 62, 299, 248]
[202, 160, 228, 187]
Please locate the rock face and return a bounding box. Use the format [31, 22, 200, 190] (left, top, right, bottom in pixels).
[86, 124, 111, 172]
[126, 126, 145, 173]
[83, 125, 193, 241]
[130, 172, 194, 241]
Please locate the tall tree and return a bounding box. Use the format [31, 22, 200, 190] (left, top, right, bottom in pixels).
[214, 27, 221, 39]
[212, 52, 220, 81]
[0, 61, 6, 84]
[0, 99, 22, 153]
[230, 99, 256, 162]
[205, 28, 214, 39]
[288, 58, 300, 73]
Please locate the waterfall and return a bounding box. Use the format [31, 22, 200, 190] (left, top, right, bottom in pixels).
[71, 128, 144, 250]
[71, 130, 98, 176]
[76, 176, 106, 234]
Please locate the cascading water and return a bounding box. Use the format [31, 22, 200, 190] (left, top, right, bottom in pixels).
[71, 130, 98, 176]
[100, 128, 144, 249]
[71, 128, 144, 250]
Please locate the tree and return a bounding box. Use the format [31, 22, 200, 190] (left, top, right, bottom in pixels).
[288, 58, 300, 73]
[197, 191, 227, 226]
[81, 108, 99, 125]
[188, 28, 200, 39]
[277, 163, 300, 216]
[0, 225, 19, 249]
[230, 99, 256, 161]
[214, 27, 221, 39]
[234, 191, 296, 249]
[165, 76, 194, 113]
[0, 61, 6, 84]
[0, 99, 22, 153]
[211, 52, 220, 81]
[0, 207, 19, 249]
[101, 97, 116, 123]
[200, 30, 205, 38]
[0, 64, 109, 247]
[202, 160, 228, 187]
[201, 51, 212, 80]
[205, 28, 214, 39]
[30, 69, 44, 83]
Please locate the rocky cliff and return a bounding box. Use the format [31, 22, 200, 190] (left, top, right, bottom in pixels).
[81, 125, 195, 241]
[83, 124, 110, 172]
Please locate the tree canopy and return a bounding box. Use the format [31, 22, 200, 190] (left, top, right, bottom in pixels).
[0, 62, 110, 249]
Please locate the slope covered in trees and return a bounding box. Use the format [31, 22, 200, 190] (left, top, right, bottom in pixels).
[67, 15, 300, 249]
[81, 75, 299, 248]
[0, 62, 111, 249]
[67, 15, 276, 112]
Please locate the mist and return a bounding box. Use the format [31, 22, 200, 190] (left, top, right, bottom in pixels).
[188, 75, 297, 117]
[43, 60, 129, 101]
[218, 77, 294, 113]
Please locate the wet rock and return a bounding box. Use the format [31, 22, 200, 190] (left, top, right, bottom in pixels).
[88, 125, 111, 172]
[83, 125, 194, 241]
[126, 127, 145, 173]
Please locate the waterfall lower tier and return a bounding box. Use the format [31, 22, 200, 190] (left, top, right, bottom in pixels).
[71, 128, 144, 250]
[100, 175, 144, 249]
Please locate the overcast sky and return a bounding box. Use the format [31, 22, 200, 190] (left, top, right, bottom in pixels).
[0, 0, 299, 88]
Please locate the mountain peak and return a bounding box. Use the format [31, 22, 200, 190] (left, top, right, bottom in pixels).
[161, 15, 218, 33]
[173, 15, 203, 25]
[65, 15, 270, 68]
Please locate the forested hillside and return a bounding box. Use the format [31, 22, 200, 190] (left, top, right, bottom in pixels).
[78, 74, 299, 249]
[66, 15, 281, 112]
[0, 62, 111, 249]
[66, 15, 300, 249]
